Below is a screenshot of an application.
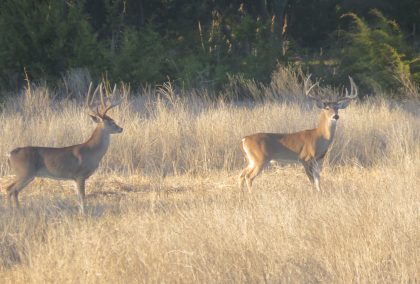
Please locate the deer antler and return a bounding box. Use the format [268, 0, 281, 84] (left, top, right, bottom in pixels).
[341, 76, 358, 101]
[86, 82, 101, 116]
[86, 82, 121, 118]
[304, 74, 321, 102]
[101, 83, 122, 117]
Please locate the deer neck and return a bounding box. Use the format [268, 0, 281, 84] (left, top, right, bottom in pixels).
[84, 125, 110, 159]
[316, 111, 337, 141]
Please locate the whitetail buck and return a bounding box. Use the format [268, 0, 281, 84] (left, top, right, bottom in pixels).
[6, 83, 123, 213]
[239, 76, 358, 192]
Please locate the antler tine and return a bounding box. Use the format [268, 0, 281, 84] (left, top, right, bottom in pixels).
[342, 76, 358, 100]
[102, 98, 122, 116]
[86, 82, 93, 106]
[112, 83, 117, 97]
[304, 74, 311, 95]
[304, 74, 321, 101]
[87, 82, 101, 115]
[349, 76, 358, 99]
[100, 82, 106, 107]
[101, 83, 122, 116]
[96, 82, 107, 116]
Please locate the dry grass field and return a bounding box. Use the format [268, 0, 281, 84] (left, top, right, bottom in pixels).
[0, 72, 419, 283]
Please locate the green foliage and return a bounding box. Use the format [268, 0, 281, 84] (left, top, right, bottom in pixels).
[0, 0, 418, 98]
[0, 0, 103, 89]
[187, 7, 283, 88]
[337, 10, 417, 93]
[111, 27, 167, 85]
[230, 14, 282, 82]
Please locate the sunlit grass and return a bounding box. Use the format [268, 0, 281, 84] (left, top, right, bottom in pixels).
[0, 73, 419, 282]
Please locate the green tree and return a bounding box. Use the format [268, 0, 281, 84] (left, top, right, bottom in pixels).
[0, 0, 103, 89]
[111, 26, 167, 84]
[336, 10, 417, 93]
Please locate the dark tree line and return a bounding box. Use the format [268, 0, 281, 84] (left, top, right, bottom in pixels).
[0, 0, 419, 95]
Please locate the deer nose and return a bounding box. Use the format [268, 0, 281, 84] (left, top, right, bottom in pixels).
[118, 127, 123, 133]
[333, 114, 339, 120]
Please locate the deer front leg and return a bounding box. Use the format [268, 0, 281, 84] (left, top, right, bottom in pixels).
[311, 159, 324, 192]
[302, 161, 314, 185]
[312, 163, 321, 192]
[302, 159, 323, 192]
[75, 179, 86, 214]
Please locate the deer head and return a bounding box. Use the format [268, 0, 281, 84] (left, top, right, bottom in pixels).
[304, 75, 358, 121]
[87, 82, 123, 134]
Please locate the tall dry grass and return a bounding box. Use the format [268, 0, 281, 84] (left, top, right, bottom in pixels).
[0, 70, 419, 283]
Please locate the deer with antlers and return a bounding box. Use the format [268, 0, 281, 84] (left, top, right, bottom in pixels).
[239, 76, 358, 192]
[6, 83, 123, 213]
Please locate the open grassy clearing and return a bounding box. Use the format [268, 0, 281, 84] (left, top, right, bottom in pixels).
[0, 76, 419, 282]
[0, 165, 418, 283]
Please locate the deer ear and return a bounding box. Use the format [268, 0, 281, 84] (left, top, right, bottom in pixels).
[89, 114, 102, 123]
[337, 99, 351, 109]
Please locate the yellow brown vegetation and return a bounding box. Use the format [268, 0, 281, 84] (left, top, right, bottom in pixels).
[0, 82, 419, 283]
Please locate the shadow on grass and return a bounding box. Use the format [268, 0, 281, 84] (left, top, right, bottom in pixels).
[0, 178, 214, 223]
[87, 178, 194, 199]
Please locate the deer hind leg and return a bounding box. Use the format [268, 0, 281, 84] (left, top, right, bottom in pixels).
[6, 176, 34, 209]
[239, 140, 251, 190]
[245, 163, 265, 193]
[5, 182, 16, 207]
[240, 140, 266, 193]
[239, 160, 255, 190]
[238, 167, 249, 190]
[74, 179, 86, 214]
